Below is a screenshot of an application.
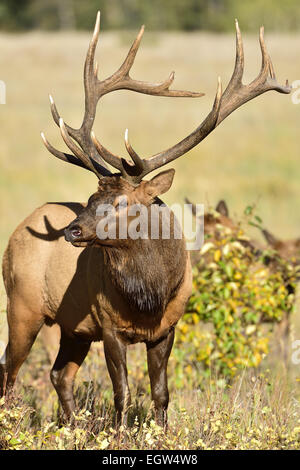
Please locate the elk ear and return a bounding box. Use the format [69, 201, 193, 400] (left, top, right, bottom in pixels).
[216, 200, 229, 217]
[185, 197, 197, 217]
[262, 229, 279, 247]
[137, 169, 175, 203]
[295, 239, 300, 248]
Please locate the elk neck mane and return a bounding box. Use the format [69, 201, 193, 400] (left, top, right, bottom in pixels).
[103, 237, 186, 317]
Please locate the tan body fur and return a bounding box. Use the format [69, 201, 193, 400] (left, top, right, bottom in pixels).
[3, 201, 191, 344]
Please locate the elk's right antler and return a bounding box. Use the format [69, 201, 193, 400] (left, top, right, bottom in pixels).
[92, 19, 291, 183]
[41, 11, 203, 180]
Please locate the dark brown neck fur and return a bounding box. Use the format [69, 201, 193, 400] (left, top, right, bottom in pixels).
[103, 230, 186, 318]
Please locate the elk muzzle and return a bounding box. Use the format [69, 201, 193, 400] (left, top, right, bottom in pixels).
[64, 225, 82, 242]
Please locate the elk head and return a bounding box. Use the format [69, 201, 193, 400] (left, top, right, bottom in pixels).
[262, 229, 300, 265]
[185, 197, 238, 235]
[41, 12, 291, 248]
[64, 170, 175, 247]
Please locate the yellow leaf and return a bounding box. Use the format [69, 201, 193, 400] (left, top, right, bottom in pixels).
[246, 325, 256, 335]
[214, 250, 221, 262]
[234, 271, 242, 280]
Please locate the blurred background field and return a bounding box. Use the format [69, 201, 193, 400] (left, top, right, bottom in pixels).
[0, 0, 300, 449]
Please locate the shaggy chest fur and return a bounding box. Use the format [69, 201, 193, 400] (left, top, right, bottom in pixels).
[104, 238, 186, 318]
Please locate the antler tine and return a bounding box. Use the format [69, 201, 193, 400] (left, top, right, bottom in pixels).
[234, 19, 244, 84]
[41, 132, 86, 169]
[218, 22, 291, 123]
[107, 24, 145, 84]
[124, 129, 146, 174]
[79, 11, 104, 149]
[49, 95, 79, 139]
[241, 25, 271, 94]
[257, 26, 290, 92]
[91, 129, 148, 180]
[41, 128, 111, 176]
[259, 26, 269, 78]
[41, 131, 112, 177]
[97, 23, 204, 98]
[91, 131, 123, 173]
[41, 132, 111, 178]
[49, 94, 59, 126]
[221, 19, 244, 100]
[81, 10, 100, 89]
[59, 119, 97, 174]
[268, 56, 276, 80]
[83, 10, 100, 109]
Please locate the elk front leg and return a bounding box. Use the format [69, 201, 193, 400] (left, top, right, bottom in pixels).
[50, 331, 90, 421]
[146, 327, 175, 429]
[103, 329, 130, 427]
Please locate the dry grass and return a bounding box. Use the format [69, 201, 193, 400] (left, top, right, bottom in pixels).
[0, 29, 300, 449]
[1, 336, 300, 450]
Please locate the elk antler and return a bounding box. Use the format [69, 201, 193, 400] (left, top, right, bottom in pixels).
[92, 19, 291, 184]
[41, 11, 203, 179]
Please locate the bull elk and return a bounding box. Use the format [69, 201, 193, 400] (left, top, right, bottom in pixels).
[0, 12, 291, 428]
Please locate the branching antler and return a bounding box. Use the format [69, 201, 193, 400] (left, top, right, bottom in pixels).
[92, 19, 291, 184]
[41, 11, 203, 179]
[217, 21, 290, 123]
[42, 14, 291, 184]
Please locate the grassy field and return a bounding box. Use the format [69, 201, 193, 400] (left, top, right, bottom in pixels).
[0, 28, 300, 450]
[0, 338, 299, 450]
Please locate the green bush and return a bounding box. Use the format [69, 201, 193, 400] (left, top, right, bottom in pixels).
[174, 209, 297, 382]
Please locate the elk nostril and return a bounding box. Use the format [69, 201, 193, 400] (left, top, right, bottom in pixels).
[71, 228, 82, 238]
[66, 225, 82, 239]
